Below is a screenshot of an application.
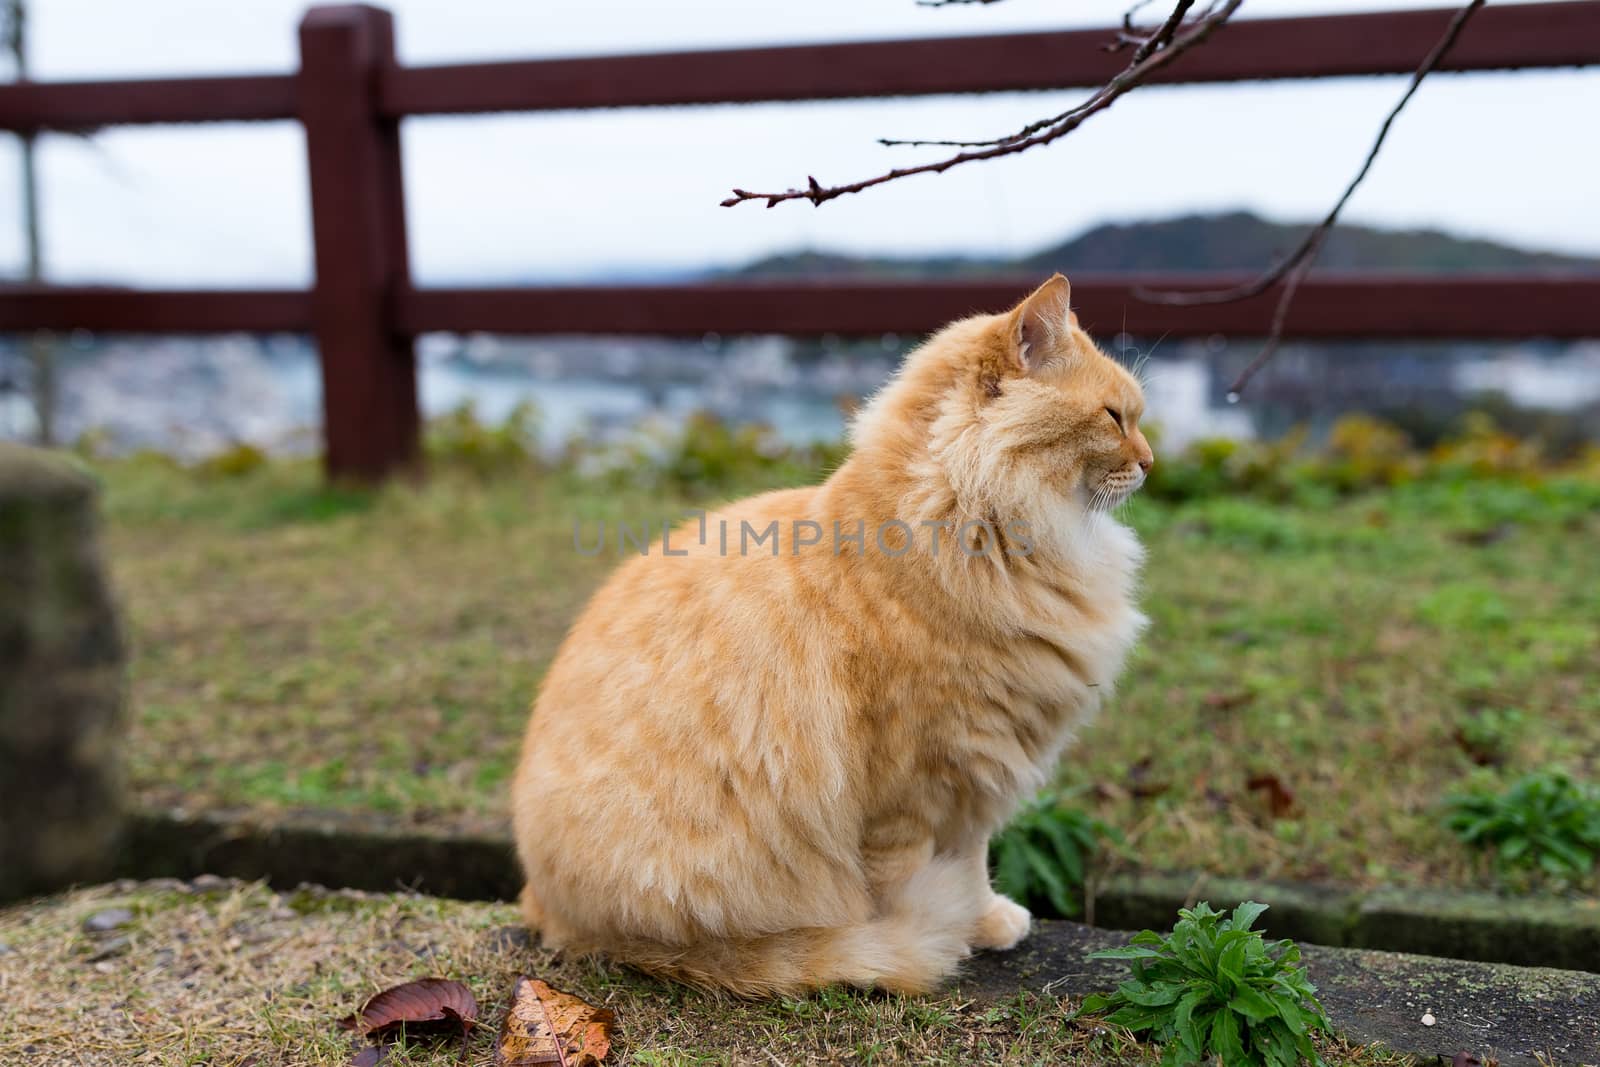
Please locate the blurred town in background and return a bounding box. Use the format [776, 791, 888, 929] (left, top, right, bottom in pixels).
[4, 211, 1598, 460]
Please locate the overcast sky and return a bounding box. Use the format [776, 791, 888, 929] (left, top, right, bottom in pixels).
[2, 0, 1596, 286]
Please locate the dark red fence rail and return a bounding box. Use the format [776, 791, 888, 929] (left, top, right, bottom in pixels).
[7, 276, 1596, 341]
[1, 2, 1597, 479]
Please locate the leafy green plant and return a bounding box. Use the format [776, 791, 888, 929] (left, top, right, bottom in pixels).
[425, 401, 541, 476]
[1144, 413, 1600, 508]
[1446, 769, 1600, 878]
[989, 792, 1119, 919]
[197, 441, 270, 479]
[1079, 901, 1329, 1067]
[570, 412, 849, 495]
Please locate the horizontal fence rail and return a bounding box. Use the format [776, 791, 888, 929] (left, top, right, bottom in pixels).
[0, 75, 296, 131]
[6, 275, 1597, 341]
[402, 276, 1600, 340]
[382, 3, 1600, 116]
[0, 287, 311, 333]
[2, 2, 1596, 131]
[1, 2, 1598, 478]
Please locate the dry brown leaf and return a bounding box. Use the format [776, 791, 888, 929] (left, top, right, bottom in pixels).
[339, 977, 479, 1039]
[496, 977, 615, 1066]
[1246, 772, 1297, 819]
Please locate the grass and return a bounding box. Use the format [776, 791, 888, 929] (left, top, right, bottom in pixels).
[0, 880, 1414, 1066]
[92, 448, 1600, 892]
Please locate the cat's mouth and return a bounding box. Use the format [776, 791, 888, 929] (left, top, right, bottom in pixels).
[1090, 470, 1146, 509]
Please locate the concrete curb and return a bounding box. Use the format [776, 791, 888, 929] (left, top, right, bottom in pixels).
[120, 808, 1600, 974]
[1094, 871, 1600, 974]
[963, 920, 1600, 1067]
[119, 809, 521, 901]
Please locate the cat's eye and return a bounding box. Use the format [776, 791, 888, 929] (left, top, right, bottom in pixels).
[1105, 407, 1125, 433]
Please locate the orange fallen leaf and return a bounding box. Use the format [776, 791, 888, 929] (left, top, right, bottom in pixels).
[339, 977, 479, 1039]
[496, 977, 614, 1066]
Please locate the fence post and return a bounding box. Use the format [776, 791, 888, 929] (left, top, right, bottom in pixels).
[298, 4, 419, 482]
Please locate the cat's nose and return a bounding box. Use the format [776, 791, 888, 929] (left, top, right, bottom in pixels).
[1138, 455, 1154, 473]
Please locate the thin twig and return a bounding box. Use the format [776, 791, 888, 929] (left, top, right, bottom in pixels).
[721, 0, 1242, 209]
[883, 0, 1196, 155]
[1143, 0, 1485, 310]
[915, 0, 1006, 6]
[1111, 0, 1162, 48]
[872, 0, 1214, 151]
[1132, 0, 1195, 62]
[1188, 0, 1485, 395]
[1222, 224, 1328, 399]
[879, 0, 1200, 151]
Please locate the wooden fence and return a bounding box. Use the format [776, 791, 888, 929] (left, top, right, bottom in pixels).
[1, 2, 1597, 479]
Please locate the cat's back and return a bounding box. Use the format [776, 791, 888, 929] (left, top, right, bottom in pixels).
[523, 482, 853, 785]
[557, 484, 826, 657]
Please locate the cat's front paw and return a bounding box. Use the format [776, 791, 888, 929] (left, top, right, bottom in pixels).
[974, 894, 1032, 951]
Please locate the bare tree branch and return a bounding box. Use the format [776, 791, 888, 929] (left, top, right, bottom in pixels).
[721, 0, 1243, 209]
[1136, 0, 1487, 395]
[721, 0, 1487, 403]
[1109, 0, 1163, 50]
[879, 0, 1206, 150]
[1130, 0, 1195, 62]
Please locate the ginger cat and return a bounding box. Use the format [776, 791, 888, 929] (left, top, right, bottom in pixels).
[511, 275, 1153, 996]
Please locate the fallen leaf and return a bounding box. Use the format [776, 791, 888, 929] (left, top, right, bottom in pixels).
[349, 1047, 388, 1067]
[1451, 1053, 1483, 1067]
[340, 977, 479, 1040]
[496, 977, 614, 1066]
[1246, 773, 1297, 819]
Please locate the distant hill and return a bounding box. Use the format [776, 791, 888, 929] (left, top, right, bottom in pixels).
[729, 211, 1600, 278]
[724, 250, 1008, 280]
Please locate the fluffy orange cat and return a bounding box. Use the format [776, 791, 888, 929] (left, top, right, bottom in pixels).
[511, 274, 1153, 996]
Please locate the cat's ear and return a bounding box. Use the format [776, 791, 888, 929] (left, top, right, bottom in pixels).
[1011, 274, 1073, 374]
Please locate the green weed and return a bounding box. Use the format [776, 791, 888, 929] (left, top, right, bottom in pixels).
[1080, 901, 1329, 1067]
[1446, 769, 1600, 879]
[990, 793, 1119, 918]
